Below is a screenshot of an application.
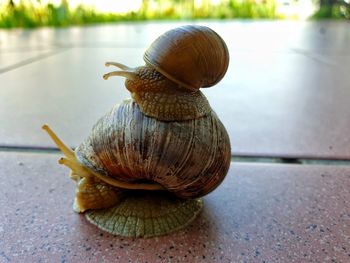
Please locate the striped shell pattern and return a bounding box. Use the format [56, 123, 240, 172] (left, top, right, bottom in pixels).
[75, 99, 231, 199]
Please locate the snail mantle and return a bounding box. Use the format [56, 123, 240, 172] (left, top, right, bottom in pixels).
[43, 25, 231, 238]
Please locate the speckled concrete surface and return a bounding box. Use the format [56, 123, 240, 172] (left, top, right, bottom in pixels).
[0, 152, 349, 262]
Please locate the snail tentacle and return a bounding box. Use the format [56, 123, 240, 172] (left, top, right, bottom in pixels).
[105, 62, 131, 70]
[59, 157, 93, 179]
[104, 61, 138, 80]
[42, 124, 75, 158]
[69, 171, 80, 181]
[42, 124, 165, 191]
[103, 70, 137, 81]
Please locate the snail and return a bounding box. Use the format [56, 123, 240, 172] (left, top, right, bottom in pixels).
[43, 25, 231, 238]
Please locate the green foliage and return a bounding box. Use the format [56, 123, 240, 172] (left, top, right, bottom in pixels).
[312, 3, 350, 19]
[0, 0, 280, 29]
[227, 0, 277, 19]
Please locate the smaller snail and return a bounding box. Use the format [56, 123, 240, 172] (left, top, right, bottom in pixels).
[43, 25, 231, 238]
[103, 24, 229, 121]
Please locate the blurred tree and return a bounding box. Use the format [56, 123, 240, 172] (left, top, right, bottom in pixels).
[140, 0, 149, 19]
[320, 0, 337, 16]
[314, 0, 350, 18]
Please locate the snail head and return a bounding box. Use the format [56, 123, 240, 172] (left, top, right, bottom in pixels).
[103, 62, 211, 121]
[103, 62, 178, 94]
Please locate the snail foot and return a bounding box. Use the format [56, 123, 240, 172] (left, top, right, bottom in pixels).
[85, 191, 203, 238]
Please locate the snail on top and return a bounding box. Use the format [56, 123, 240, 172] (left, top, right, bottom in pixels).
[103, 24, 229, 121]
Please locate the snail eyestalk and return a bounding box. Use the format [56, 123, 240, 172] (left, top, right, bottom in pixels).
[59, 157, 93, 179]
[104, 61, 137, 80]
[42, 124, 165, 191]
[42, 124, 75, 159]
[105, 62, 131, 70]
[103, 70, 137, 81]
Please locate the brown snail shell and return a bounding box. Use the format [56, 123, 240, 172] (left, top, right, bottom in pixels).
[144, 25, 229, 91]
[75, 99, 231, 199]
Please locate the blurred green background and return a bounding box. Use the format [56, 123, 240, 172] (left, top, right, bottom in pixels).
[0, 0, 349, 28]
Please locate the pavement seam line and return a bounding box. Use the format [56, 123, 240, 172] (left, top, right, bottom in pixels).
[0, 48, 71, 74]
[1, 145, 350, 166]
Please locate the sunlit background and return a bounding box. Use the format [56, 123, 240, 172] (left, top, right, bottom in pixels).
[46, 0, 142, 13]
[0, 0, 349, 28]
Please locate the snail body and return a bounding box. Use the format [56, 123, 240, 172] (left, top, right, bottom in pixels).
[43, 25, 231, 237]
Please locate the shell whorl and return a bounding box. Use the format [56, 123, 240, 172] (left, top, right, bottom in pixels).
[75, 99, 231, 199]
[144, 25, 229, 91]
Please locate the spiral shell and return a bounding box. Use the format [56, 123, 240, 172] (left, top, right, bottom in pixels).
[144, 25, 229, 91]
[75, 99, 231, 199]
